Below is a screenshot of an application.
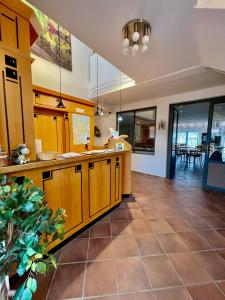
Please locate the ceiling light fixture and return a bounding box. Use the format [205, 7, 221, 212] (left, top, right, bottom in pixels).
[122, 19, 151, 57]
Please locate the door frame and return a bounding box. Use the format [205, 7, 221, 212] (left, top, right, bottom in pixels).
[203, 97, 225, 192]
[167, 107, 179, 179]
[166, 96, 225, 182]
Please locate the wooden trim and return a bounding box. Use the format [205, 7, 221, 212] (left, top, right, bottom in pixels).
[19, 76, 25, 143]
[2, 70, 10, 152]
[15, 16, 19, 49]
[32, 85, 96, 107]
[0, 150, 130, 174]
[0, 0, 34, 22]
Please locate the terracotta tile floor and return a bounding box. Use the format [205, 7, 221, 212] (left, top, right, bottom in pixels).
[33, 172, 225, 299]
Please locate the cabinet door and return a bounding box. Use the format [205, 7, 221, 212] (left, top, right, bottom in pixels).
[43, 166, 83, 233]
[89, 159, 111, 217]
[34, 114, 64, 153]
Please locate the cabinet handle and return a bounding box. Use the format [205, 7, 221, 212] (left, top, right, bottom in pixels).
[35, 92, 40, 98]
[88, 162, 94, 169]
[75, 164, 82, 173]
[42, 171, 52, 181]
[116, 157, 120, 162]
[107, 159, 111, 164]
[116, 162, 120, 168]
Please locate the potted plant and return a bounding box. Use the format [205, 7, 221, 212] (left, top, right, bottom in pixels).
[0, 174, 66, 299]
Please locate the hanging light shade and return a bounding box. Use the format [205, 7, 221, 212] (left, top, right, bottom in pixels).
[122, 19, 151, 56]
[57, 24, 65, 109]
[57, 97, 65, 108]
[95, 54, 104, 117]
[118, 72, 123, 122]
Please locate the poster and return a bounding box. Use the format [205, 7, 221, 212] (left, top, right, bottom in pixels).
[72, 114, 90, 145]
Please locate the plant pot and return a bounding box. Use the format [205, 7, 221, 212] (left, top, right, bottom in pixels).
[0, 276, 15, 300]
[0, 278, 9, 300]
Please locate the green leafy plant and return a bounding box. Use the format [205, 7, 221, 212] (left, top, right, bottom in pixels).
[0, 174, 66, 300]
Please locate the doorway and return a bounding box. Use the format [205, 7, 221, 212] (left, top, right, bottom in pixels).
[167, 97, 225, 191]
[168, 101, 209, 187]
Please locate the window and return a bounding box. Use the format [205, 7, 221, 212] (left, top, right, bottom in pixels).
[187, 132, 200, 148]
[117, 107, 157, 154]
[177, 132, 187, 145]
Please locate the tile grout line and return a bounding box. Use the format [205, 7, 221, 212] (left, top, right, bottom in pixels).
[81, 233, 90, 300]
[45, 249, 63, 300]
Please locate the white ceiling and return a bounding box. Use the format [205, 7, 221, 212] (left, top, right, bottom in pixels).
[28, 0, 225, 103]
[28, 0, 200, 83]
[96, 68, 225, 104]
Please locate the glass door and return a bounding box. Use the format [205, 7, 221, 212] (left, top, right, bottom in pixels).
[169, 108, 179, 179]
[203, 101, 225, 191]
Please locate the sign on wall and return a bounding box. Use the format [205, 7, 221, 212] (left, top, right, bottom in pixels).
[72, 114, 90, 145]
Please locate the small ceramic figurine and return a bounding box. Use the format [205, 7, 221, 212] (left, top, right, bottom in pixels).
[11, 144, 30, 165]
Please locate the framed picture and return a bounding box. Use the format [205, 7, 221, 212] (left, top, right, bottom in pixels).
[23, 1, 72, 71]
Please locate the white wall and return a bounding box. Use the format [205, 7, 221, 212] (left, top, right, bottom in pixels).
[96, 84, 225, 178]
[31, 36, 93, 99]
[89, 53, 135, 98]
[94, 103, 117, 146]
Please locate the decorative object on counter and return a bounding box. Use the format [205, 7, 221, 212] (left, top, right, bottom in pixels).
[109, 128, 119, 138]
[57, 152, 83, 159]
[37, 152, 57, 161]
[116, 143, 125, 151]
[122, 19, 151, 56]
[108, 135, 132, 150]
[158, 119, 166, 130]
[10, 144, 30, 165]
[35, 139, 42, 155]
[95, 54, 104, 117]
[0, 175, 66, 300]
[94, 126, 101, 138]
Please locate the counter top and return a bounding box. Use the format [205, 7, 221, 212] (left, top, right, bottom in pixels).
[0, 150, 129, 174]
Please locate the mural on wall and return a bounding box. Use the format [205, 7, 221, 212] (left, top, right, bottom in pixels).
[23, 1, 72, 71]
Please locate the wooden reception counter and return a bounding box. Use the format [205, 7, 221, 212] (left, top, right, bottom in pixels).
[0, 150, 129, 249]
[0, 0, 132, 250]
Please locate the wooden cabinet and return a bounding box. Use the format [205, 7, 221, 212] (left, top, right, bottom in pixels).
[0, 49, 35, 156]
[32, 87, 95, 153]
[43, 166, 83, 233]
[34, 113, 64, 153]
[0, 1, 38, 159]
[0, 2, 31, 54]
[88, 159, 111, 217]
[4, 152, 124, 249]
